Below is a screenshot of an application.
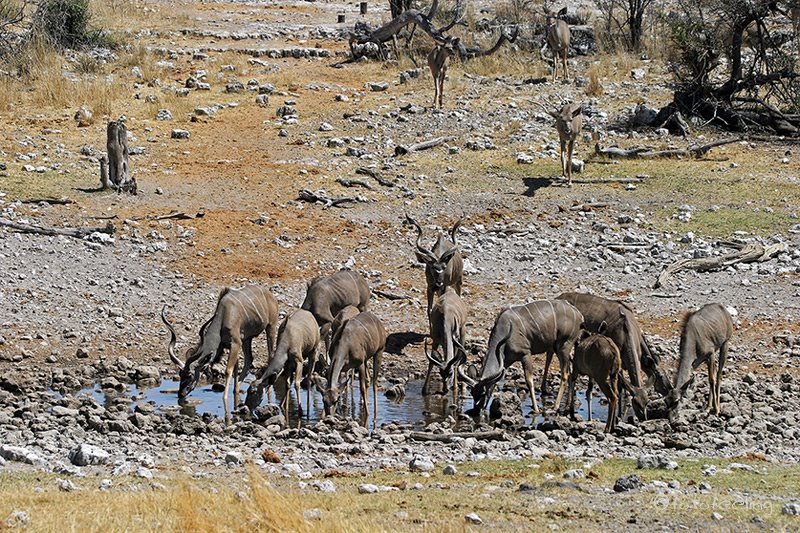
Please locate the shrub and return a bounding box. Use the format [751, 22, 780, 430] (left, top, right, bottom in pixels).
[33, 0, 107, 49]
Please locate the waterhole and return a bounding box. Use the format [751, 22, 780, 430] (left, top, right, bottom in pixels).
[61, 378, 610, 429]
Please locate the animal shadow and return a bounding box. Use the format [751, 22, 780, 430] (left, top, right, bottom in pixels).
[522, 177, 558, 196]
[385, 331, 426, 356]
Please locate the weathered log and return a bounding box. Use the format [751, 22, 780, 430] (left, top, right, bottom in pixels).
[395, 136, 453, 156]
[106, 120, 137, 194]
[336, 177, 373, 190]
[150, 210, 206, 221]
[594, 137, 741, 159]
[356, 167, 397, 187]
[372, 289, 412, 301]
[0, 218, 115, 239]
[654, 241, 789, 288]
[99, 155, 111, 190]
[570, 177, 643, 184]
[408, 430, 507, 443]
[20, 197, 73, 205]
[298, 189, 369, 208]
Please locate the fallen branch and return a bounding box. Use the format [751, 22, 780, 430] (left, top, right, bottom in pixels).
[395, 136, 454, 156]
[0, 218, 115, 239]
[150, 210, 206, 221]
[654, 241, 789, 288]
[594, 137, 741, 160]
[356, 167, 396, 187]
[335, 177, 373, 190]
[408, 430, 507, 443]
[298, 189, 369, 208]
[570, 177, 643, 184]
[373, 289, 412, 301]
[20, 197, 73, 205]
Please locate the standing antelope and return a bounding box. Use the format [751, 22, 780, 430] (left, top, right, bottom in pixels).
[542, 7, 571, 82]
[423, 286, 468, 400]
[569, 325, 638, 433]
[161, 285, 279, 424]
[313, 311, 387, 421]
[405, 215, 464, 318]
[428, 38, 459, 109]
[666, 303, 733, 418]
[542, 102, 582, 187]
[459, 299, 583, 417]
[244, 309, 320, 420]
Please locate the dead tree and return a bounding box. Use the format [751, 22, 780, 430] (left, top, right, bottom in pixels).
[104, 120, 137, 194]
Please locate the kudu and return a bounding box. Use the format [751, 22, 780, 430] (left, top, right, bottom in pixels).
[459, 299, 583, 417]
[569, 324, 642, 433]
[542, 7, 571, 82]
[428, 38, 459, 109]
[161, 284, 279, 423]
[244, 309, 320, 419]
[666, 303, 733, 418]
[405, 215, 464, 319]
[541, 102, 582, 188]
[323, 305, 361, 367]
[423, 286, 468, 399]
[313, 311, 387, 421]
[555, 292, 670, 420]
[301, 269, 370, 340]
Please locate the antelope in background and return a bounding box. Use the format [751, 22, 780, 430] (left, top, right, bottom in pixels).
[666, 303, 733, 419]
[428, 37, 460, 109]
[541, 102, 582, 187]
[161, 285, 279, 424]
[405, 214, 464, 319]
[459, 299, 584, 418]
[301, 269, 370, 342]
[541, 6, 571, 81]
[423, 286, 468, 400]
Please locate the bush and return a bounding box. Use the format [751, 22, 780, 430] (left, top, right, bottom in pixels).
[33, 0, 106, 49]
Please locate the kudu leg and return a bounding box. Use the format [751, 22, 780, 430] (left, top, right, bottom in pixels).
[422, 361, 435, 396]
[223, 338, 242, 424]
[586, 379, 594, 421]
[566, 140, 574, 188]
[562, 49, 568, 82]
[522, 355, 540, 414]
[358, 364, 368, 414]
[715, 342, 729, 415]
[372, 351, 382, 424]
[306, 348, 317, 421]
[294, 359, 303, 418]
[560, 139, 568, 181]
[598, 379, 617, 433]
[552, 343, 573, 414]
[567, 372, 577, 420]
[706, 353, 717, 413]
[240, 338, 254, 382]
[541, 351, 554, 396]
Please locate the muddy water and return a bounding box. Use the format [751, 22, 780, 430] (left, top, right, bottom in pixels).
[63, 378, 610, 428]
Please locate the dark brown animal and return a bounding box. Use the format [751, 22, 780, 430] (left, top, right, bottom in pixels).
[428, 38, 459, 109]
[542, 102, 582, 187]
[667, 303, 733, 417]
[423, 286, 467, 399]
[161, 285, 279, 423]
[542, 7, 571, 81]
[301, 269, 370, 338]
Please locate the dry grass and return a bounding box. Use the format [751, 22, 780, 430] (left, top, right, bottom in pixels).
[585, 64, 604, 97]
[463, 49, 546, 79]
[590, 53, 640, 82]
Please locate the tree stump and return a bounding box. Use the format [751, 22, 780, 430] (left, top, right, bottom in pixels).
[106, 120, 137, 194]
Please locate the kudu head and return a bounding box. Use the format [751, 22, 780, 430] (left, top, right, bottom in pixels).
[424, 334, 467, 395]
[460, 331, 510, 416]
[312, 374, 351, 417]
[544, 5, 568, 26]
[617, 310, 651, 421]
[541, 102, 582, 140]
[161, 305, 211, 399]
[405, 214, 462, 292]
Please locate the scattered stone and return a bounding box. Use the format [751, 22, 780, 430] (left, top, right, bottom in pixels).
[409, 456, 435, 472]
[366, 81, 388, 92]
[99, 479, 113, 491]
[517, 152, 534, 164]
[563, 469, 584, 479]
[303, 508, 322, 520]
[225, 81, 245, 93]
[637, 454, 678, 470]
[711, 512, 723, 521]
[256, 94, 269, 106]
[358, 483, 379, 494]
[225, 451, 245, 465]
[443, 464, 458, 475]
[57, 478, 78, 492]
[783, 503, 800, 516]
[75, 106, 93, 127]
[465, 512, 483, 525]
[613, 474, 643, 492]
[6, 511, 30, 528]
[69, 444, 110, 466]
[319, 122, 334, 132]
[156, 109, 172, 121]
[311, 480, 336, 493]
[171, 129, 190, 139]
[1, 445, 49, 468]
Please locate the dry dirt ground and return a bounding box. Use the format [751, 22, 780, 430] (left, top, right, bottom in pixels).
[2, 0, 800, 530]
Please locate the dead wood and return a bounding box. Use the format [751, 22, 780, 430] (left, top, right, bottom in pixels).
[570, 177, 643, 184]
[409, 430, 507, 443]
[654, 241, 789, 288]
[336, 177, 373, 190]
[594, 137, 741, 160]
[298, 189, 369, 208]
[20, 197, 73, 205]
[395, 136, 453, 156]
[372, 289, 412, 301]
[106, 120, 137, 194]
[356, 167, 396, 187]
[0, 219, 115, 239]
[150, 210, 206, 221]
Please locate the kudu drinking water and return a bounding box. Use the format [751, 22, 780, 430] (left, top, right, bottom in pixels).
[542, 7, 571, 81]
[428, 38, 460, 109]
[161, 284, 279, 423]
[555, 292, 669, 420]
[666, 303, 733, 418]
[423, 286, 467, 399]
[313, 311, 387, 421]
[244, 309, 320, 419]
[569, 324, 643, 433]
[405, 215, 464, 318]
[459, 299, 583, 417]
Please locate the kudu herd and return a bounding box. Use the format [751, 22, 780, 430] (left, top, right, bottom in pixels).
[160, 214, 735, 434]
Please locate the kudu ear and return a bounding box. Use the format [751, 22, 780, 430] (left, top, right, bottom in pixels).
[415, 250, 433, 265]
[440, 246, 458, 265]
[598, 320, 608, 335]
[312, 374, 328, 391]
[338, 374, 352, 389]
[571, 104, 583, 118]
[558, 6, 568, 17]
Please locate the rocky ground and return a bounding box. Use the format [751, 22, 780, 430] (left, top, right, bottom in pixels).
[2, 0, 800, 529]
